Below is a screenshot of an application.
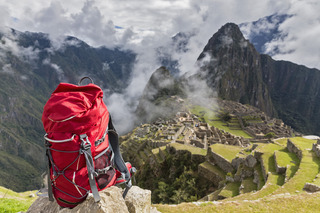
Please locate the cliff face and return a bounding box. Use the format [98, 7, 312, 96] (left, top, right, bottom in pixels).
[260, 55, 320, 134]
[198, 23, 276, 116]
[197, 23, 320, 134]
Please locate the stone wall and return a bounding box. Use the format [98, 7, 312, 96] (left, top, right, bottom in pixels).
[158, 147, 166, 160]
[274, 151, 287, 174]
[190, 139, 204, 148]
[254, 151, 268, 182]
[312, 140, 320, 157]
[208, 149, 234, 173]
[198, 164, 224, 186]
[147, 140, 168, 149]
[287, 139, 302, 160]
[303, 183, 320, 192]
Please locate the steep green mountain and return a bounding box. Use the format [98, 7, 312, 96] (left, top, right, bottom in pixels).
[0, 29, 136, 191]
[197, 23, 320, 134]
[135, 66, 186, 124]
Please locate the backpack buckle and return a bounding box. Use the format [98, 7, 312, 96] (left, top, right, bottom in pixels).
[80, 134, 91, 151]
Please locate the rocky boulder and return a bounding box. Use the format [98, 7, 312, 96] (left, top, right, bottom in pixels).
[27, 186, 159, 213]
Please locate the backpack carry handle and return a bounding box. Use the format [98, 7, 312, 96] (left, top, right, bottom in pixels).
[78, 77, 94, 86]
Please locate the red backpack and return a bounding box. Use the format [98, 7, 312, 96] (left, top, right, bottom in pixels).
[42, 77, 134, 208]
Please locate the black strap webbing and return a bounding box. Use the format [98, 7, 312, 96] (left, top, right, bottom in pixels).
[47, 166, 54, 201]
[45, 143, 54, 201]
[80, 134, 100, 202]
[108, 116, 132, 198]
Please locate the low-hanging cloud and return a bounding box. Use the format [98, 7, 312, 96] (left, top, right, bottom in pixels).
[0, 29, 40, 62]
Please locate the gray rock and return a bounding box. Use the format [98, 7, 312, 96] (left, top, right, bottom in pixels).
[304, 183, 320, 192]
[27, 186, 156, 213]
[125, 186, 152, 213]
[244, 155, 257, 168]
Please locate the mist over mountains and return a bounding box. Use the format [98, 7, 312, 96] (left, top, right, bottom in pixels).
[0, 14, 320, 192]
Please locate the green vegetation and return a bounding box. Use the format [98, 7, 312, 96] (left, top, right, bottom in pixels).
[0, 186, 37, 213]
[219, 182, 241, 198]
[227, 142, 286, 201]
[255, 143, 284, 173]
[155, 192, 320, 213]
[0, 151, 42, 192]
[152, 146, 166, 155]
[170, 143, 207, 156]
[137, 148, 214, 204]
[264, 132, 276, 139]
[191, 105, 252, 138]
[220, 112, 232, 122]
[271, 137, 320, 195]
[274, 138, 288, 146]
[210, 144, 245, 162]
[290, 137, 315, 150]
[274, 150, 299, 179]
[240, 177, 257, 194]
[254, 163, 265, 190]
[199, 162, 226, 179]
[0, 198, 33, 213]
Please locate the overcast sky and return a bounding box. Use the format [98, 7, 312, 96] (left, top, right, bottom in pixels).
[1, 0, 319, 69]
[1, 0, 319, 133]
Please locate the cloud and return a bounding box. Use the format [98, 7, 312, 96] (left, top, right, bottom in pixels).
[264, 0, 320, 69]
[42, 58, 66, 81]
[1, 63, 14, 75]
[0, 30, 40, 62]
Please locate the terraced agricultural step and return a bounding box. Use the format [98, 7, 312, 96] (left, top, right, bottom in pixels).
[198, 161, 226, 186]
[270, 138, 320, 196]
[154, 152, 164, 163]
[129, 140, 142, 151]
[152, 146, 168, 162]
[309, 174, 320, 188]
[218, 182, 241, 199]
[143, 147, 153, 158]
[240, 177, 257, 194]
[198, 188, 223, 201]
[139, 151, 148, 161]
[229, 127, 242, 130]
[227, 172, 284, 201]
[226, 142, 286, 201]
[273, 150, 299, 179]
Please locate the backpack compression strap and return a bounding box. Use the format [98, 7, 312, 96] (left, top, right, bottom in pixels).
[80, 134, 100, 202]
[108, 116, 132, 198]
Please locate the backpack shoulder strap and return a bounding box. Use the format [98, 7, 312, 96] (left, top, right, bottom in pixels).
[108, 116, 132, 198]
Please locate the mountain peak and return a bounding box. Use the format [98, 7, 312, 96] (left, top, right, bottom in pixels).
[218, 22, 243, 40]
[196, 22, 275, 117]
[198, 23, 250, 61]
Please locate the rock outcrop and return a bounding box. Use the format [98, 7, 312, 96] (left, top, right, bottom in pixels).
[27, 186, 158, 213]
